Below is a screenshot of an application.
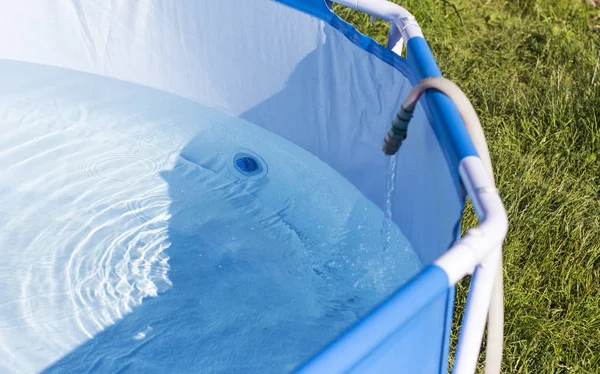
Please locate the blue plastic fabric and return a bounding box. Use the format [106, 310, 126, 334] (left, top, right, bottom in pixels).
[296, 265, 450, 374]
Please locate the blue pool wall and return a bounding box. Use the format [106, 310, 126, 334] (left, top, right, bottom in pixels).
[0, 1, 481, 372]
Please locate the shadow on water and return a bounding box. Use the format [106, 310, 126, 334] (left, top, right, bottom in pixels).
[40, 45, 305, 374]
[42, 34, 417, 373]
[42, 133, 336, 374]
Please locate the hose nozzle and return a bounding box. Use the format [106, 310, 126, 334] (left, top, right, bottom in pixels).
[382, 104, 414, 155]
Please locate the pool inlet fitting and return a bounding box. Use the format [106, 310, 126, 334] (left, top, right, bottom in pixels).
[229, 149, 268, 181]
[382, 103, 415, 155]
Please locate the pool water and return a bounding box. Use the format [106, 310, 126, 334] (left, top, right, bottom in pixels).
[0, 59, 422, 373]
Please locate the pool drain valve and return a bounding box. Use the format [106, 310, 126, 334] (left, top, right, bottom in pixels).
[382, 104, 415, 155]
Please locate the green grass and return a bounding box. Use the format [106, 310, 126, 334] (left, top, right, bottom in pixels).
[335, 1, 600, 372]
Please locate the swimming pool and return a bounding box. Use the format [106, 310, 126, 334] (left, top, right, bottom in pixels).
[0, 59, 421, 372]
[0, 1, 508, 373]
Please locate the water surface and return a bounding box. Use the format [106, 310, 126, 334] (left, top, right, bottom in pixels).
[0, 59, 421, 373]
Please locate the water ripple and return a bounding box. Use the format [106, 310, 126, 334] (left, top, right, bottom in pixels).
[82, 154, 163, 183]
[125, 192, 171, 230]
[130, 131, 171, 153]
[0, 65, 175, 372]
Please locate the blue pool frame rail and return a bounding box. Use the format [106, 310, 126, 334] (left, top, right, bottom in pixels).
[275, 1, 509, 373]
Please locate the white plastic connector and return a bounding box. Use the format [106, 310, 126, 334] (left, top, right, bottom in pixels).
[332, 0, 424, 45]
[436, 156, 507, 374]
[435, 157, 508, 284]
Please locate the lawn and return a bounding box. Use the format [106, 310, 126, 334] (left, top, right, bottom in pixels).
[335, 0, 600, 372]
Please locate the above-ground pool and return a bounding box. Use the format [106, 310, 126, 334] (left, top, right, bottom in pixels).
[0, 60, 420, 373]
[0, 1, 508, 373]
